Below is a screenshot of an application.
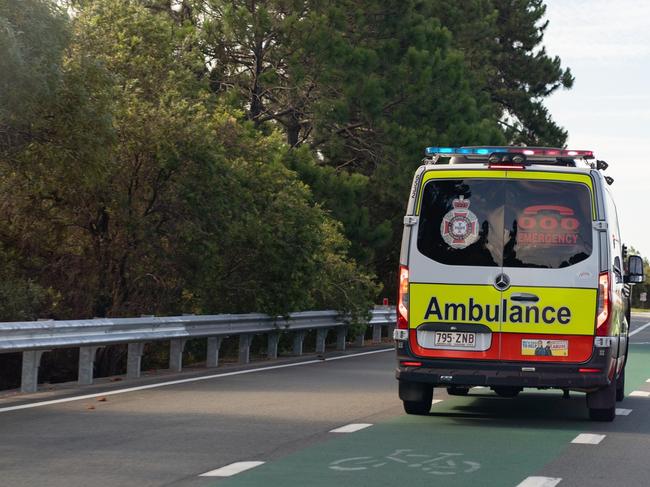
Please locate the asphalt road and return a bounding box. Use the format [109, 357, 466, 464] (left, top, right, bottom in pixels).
[2, 313, 650, 487]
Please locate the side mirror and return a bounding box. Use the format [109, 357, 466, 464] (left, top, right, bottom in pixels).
[626, 255, 645, 283]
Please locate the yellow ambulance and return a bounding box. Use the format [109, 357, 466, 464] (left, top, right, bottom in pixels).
[394, 146, 645, 421]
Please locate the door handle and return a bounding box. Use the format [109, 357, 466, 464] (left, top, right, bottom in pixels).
[510, 293, 540, 302]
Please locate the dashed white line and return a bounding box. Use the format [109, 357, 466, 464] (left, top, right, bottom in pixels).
[571, 433, 606, 445]
[431, 399, 443, 405]
[199, 461, 265, 477]
[516, 476, 562, 487]
[645, 379, 650, 383]
[0, 348, 393, 414]
[329, 423, 373, 433]
[629, 391, 650, 397]
[616, 408, 632, 416]
[629, 321, 650, 336]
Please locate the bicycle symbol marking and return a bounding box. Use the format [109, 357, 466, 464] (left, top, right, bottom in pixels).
[329, 449, 480, 475]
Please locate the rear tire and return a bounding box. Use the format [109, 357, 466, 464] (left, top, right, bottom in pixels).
[399, 380, 433, 415]
[403, 400, 432, 415]
[447, 386, 470, 396]
[616, 368, 625, 402]
[493, 386, 522, 398]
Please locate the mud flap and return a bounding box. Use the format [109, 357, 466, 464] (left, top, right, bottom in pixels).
[586, 379, 616, 409]
[399, 380, 433, 402]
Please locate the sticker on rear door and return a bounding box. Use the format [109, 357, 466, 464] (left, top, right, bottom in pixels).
[517, 205, 580, 246]
[521, 339, 568, 357]
[440, 196, 479, 249]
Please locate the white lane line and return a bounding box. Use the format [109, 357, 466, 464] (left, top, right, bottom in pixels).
[629, 321, 650, 337]
[571, 433, 606, 445]
[516, 476, 562, 487]
[0, 348, 393, 414]
[199, 461, 265, 477]
[330, 423, 373, 433]
[321, 348, 393, 362]
[431, 399, 443, 405]
[645, 379, 650, 383]
[629, 391, 650, 397]
[616, 408, 632, 416]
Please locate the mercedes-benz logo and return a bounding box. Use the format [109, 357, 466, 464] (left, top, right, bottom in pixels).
[494, 273, 511, 291]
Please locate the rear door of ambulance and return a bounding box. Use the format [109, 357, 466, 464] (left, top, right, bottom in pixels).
[408, 169, 508, 360]
[408, 168, 598, 363]
[499, 171, 598, 363]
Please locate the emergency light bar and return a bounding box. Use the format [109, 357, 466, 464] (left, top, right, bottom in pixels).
[425, 146, 594, 159]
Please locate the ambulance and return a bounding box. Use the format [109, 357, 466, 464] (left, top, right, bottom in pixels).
[394, 146, 645, 421]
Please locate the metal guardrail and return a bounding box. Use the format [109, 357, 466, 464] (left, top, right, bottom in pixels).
[0, 307, 396, 393]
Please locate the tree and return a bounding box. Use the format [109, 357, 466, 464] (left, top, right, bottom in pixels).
[292, 0, 505, 291]
[194, 0, 317, 146]
[0, 0, 84, 320]
[0, 0, 70, 158]
[0, 0, 378, 320]
[431, 0, 573, 146]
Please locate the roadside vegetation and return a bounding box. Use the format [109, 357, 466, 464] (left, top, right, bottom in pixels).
[1, 0, 582, 386]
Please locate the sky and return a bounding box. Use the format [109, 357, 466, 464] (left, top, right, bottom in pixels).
[543, 0, 650, 259]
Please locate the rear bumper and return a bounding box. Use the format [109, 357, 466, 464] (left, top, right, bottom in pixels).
[395, 347, 614, 389]
[397, 362, 609, 389]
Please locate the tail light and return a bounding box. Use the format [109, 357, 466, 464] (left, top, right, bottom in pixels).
[397, 265, 409, 329]
[596, 271, 611, 336]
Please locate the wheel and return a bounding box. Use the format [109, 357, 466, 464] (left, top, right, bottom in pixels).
[399, 380, 433, 415]
[589, 407, 615, 422]
[616, 368, 625, 402]
[493, 386, 521, 398]
[403, 400, 432, 415]
[447, 386, 470, 396]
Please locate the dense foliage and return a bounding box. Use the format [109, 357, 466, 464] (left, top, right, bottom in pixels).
[1, 0, 573, 322]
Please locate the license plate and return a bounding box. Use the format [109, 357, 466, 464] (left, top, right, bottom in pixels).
[434, 331, 476, 348]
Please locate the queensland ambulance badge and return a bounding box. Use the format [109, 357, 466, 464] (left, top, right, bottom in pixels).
[440, 196, 479, 249]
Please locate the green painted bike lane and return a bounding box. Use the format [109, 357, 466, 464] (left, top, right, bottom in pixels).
[209, 345, 650, 487]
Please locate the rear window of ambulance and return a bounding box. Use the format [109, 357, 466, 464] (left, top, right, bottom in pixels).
[417, 179, 593, 269]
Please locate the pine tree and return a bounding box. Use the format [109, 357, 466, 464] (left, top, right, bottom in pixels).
[432, 0, 573, 146]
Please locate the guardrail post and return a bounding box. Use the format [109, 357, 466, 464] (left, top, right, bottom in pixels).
[127, 342, 145, 379]
[387, 322, 396, 339]
[316, 328, 328, 354]
[336, 327, 347, 351]
[292, 330, 306, 356]
[21, 350, 45, 393]
[206, 337, 223, 367]
[267, 332, 279, 359]
[239, 334, 251, 364]
[169, 338, 187, 372]
[372, 324, 382, 344]
[78, 346, 99, 385]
